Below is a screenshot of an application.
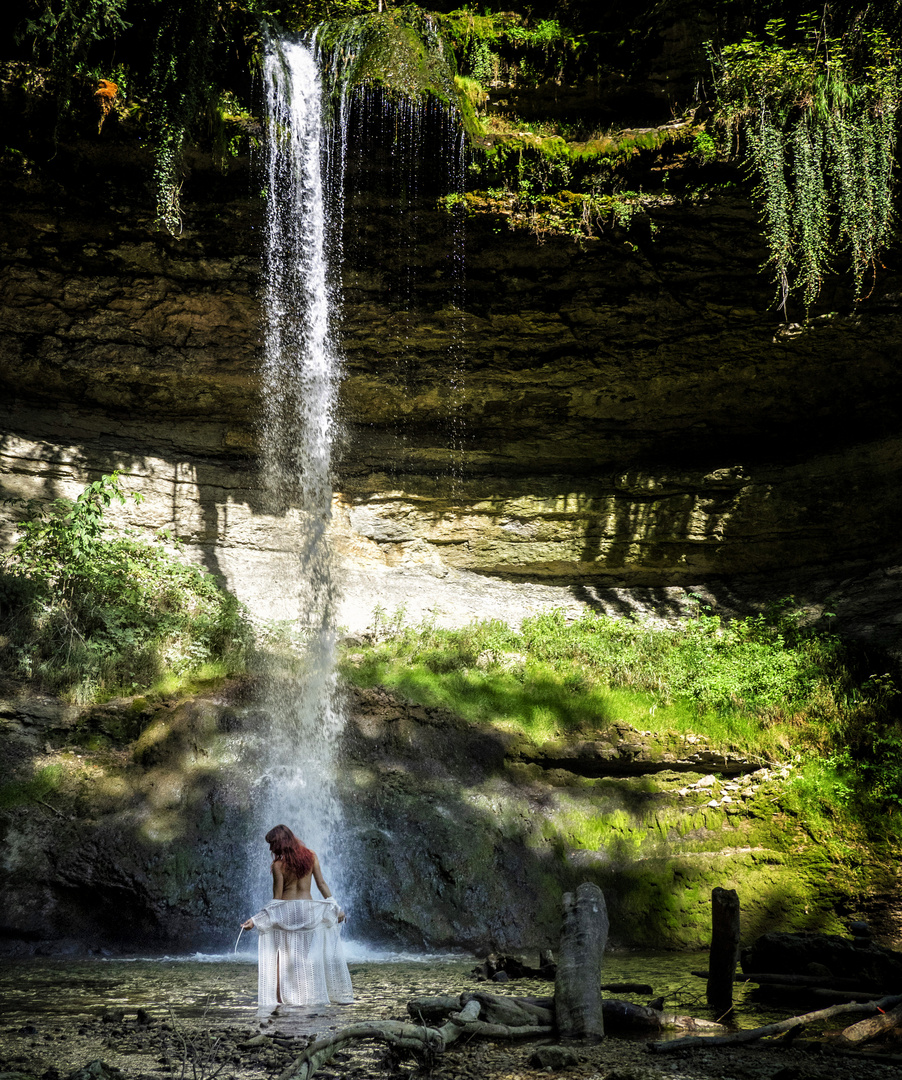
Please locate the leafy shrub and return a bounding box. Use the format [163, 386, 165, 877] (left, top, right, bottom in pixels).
[1, 473, 250, 701]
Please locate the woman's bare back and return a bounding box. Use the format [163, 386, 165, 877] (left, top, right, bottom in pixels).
[272, 858, 313, 900]
[241, 844, 345, 929]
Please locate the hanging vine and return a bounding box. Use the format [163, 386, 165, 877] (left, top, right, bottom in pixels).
[15, 0, 272, 234]
[145, 0, 220, 234]
[711, 13, 902, 311]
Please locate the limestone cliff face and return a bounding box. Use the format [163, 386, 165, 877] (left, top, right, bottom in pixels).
[0, 688, 260, 952]
[2, 131, 902, 627]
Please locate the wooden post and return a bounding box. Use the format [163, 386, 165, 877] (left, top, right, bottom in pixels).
[706, 887, 741, 1013]
[555, 882, 608, 1040]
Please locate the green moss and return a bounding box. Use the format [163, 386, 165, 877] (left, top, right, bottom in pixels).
[0, 765, 63, 810]
[315, 7, 481, 135]
[436, 9, 585, 88]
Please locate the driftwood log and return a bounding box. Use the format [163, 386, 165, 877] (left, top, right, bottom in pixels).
[706, 887, 740, 1013]
[276, 997, 554, 1080]
[555, 881, 609, 1039]
[647, 993, 902, 1054]
[413, 993, 723, 1036]
[837, 1001, 902, 1048]
[602, 1000, 724, 1034]
[276, 986, 732, 1080]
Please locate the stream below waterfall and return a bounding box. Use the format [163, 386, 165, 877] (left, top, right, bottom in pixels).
[0, 950, 772, 1033]
[2, 954, 899, 1080]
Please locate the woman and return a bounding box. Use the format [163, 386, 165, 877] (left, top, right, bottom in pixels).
[241, 824, 353, 1010]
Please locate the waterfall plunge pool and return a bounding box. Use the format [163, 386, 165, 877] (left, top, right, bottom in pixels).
[0, 949, 777, 1032]
[2, 952, 855, 1080]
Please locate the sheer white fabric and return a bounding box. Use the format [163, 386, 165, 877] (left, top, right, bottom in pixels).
[252, 898, 353, 1010]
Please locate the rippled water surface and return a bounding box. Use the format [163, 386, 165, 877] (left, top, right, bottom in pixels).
[0, 947, 774, 1035]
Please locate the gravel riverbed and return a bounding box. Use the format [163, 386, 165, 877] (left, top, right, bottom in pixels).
[0, 956, 898, 1080]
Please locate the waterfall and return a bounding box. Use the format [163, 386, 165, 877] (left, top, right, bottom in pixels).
[255, 37, 347, 903]
[252, 27, 466, 935]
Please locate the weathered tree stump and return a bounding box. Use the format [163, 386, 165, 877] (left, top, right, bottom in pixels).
[706, 886, 741, 1014]
[554, 882, 608, 1040]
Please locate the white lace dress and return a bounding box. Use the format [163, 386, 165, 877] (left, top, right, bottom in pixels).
[251, 898, 354, 1009]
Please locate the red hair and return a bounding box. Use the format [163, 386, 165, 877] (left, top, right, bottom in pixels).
[265, 824, 314, 880]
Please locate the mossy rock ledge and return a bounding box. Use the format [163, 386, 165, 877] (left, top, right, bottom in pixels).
[339, 686, 900, 952]
[4, 682, 894, 954]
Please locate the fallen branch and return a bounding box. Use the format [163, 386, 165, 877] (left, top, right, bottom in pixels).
[459, 991, 554, 1027]
[647, 994, 902, 1054]
[445, 1019, 552, 1039]
[603, 1000, 725, 1034]
[409, 992, 553, 1028]
[411, 992, 723, 1037]
[278, 1004, 478, 1080]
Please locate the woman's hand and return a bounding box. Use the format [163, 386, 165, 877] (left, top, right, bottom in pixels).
[241, 919, 254, 930]
[337, 910, 346, 923]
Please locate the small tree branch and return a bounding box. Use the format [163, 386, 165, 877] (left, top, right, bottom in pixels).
[647, 995, 902, 1054]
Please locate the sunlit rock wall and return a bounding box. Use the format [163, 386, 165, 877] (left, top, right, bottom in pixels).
[2, 145, 902, 636]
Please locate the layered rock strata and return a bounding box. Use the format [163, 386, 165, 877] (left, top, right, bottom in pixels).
[2, 119, 902, 634]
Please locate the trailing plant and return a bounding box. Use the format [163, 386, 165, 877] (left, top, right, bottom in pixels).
[468, 124, 693, 199]
[437, 9, 585, 88]
[439, 187, 643, 243]
[0, 473, 250, 701]
[146, 0, 248, 233]
[710, 13, 902, 310]
[12, 0, 274, 232]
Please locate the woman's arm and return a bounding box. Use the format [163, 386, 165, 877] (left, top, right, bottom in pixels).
[311, 854, 331, 899]
[272, 859, 285, 900]
[312, 855, 346, 922]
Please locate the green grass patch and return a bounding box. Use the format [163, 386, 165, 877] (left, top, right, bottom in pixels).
[0, 764, 63, 810]
[341, 602, 902, 826]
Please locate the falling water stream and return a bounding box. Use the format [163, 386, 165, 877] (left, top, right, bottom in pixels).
[252, 32, 466, 922]
[256, 37, 347, 901]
